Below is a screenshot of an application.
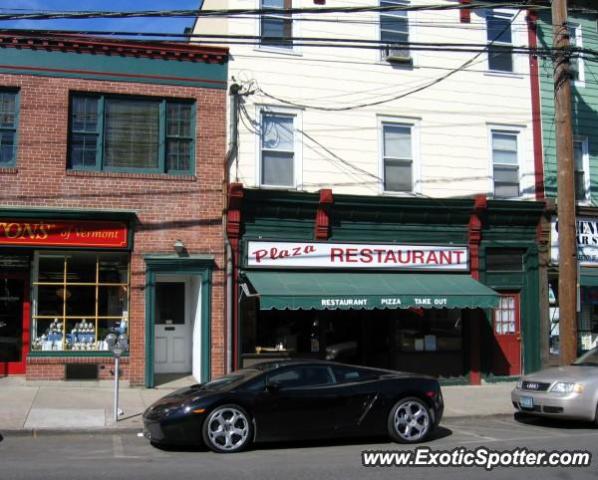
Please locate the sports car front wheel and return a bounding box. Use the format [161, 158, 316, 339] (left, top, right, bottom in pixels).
[387, 397, 432, 444]
[202, 404, 253, 453]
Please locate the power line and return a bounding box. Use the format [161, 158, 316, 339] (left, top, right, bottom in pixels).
[1, 28, 590, 58]
[0, 3, 551, 22]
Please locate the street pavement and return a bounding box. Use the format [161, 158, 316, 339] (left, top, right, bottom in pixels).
[1, 415, 596, 480]
[0, 377, 517, 432]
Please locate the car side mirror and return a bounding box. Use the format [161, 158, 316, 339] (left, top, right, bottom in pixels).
[266, 379, 281, 393]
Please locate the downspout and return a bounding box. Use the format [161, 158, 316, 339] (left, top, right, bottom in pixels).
[527, 9, 545, 201]
[224, 83, 241, 374]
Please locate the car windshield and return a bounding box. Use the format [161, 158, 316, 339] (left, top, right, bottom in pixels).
[573, 347, 598, 366]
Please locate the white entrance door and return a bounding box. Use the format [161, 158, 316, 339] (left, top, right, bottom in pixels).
[154, 278, 192, 374]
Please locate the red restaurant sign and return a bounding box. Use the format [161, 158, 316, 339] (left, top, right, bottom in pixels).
[247, 241, 469, 271]
[0, 220, 128, 248]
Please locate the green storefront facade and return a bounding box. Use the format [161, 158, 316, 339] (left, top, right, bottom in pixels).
[227, 186, 545, 385]
[537, 5, 598, 363]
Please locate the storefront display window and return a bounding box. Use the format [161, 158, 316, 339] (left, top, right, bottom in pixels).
[241, 303, 465, 376]
[32, 252, 129, 352]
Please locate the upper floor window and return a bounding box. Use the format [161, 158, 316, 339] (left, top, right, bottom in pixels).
[574, 137, 590, 203]
[382, 122, 413, 193]
[487, 13, 513, 72]
[69, 95, 194, 175]
[380, 0, 410, 61]
[568, 23, 584, 84]
[491, 129, 519, 198]
[260, 0, 293, 49]
[0, 91, 18, 167]
[260, 112, 295, 187]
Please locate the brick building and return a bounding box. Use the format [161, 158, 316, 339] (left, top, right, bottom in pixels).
[0, 33, 228, 386]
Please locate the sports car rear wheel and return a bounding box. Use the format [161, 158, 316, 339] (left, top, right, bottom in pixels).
[388, 397, 432, 444]
[202, 404, 253, 453]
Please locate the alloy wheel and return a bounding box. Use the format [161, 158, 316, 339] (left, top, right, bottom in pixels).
[393, 399, 431, 442]
[205, 406, 250, 452]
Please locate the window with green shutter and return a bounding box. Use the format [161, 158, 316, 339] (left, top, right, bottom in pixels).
[69, 94, 195, 175]
[0, 90, 18, 167]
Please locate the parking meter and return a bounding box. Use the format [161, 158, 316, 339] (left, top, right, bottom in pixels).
[107, 333, 129, 422]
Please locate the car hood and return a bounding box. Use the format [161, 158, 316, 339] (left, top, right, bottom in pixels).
[147, 383, 226, 410]
[524, 366, 598, 383]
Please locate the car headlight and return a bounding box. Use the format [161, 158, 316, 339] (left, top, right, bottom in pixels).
[516, 379, 523, 389]
[549, 382, 584, 394]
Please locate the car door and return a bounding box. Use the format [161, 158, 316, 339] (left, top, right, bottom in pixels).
[330, 365, 381, 434]
[252, 365, 339, 441]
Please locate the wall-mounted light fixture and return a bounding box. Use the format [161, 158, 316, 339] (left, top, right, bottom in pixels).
[173, 239, 186, 255]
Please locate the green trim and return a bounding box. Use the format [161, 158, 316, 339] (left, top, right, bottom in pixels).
[0, 48, 227, 90]
[28, 351, 127, 358]
[68, 95, 195, 176]
[144, 256, 215, 388]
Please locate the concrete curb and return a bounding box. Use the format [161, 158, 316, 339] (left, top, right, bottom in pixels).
[442, 413, 514, 421]
[0, 427, 143, 437]
[0, 413, 518, 437]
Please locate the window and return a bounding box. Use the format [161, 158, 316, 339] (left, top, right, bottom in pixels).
[487, 14, 513, 72]
[268, 366, 334, 389]
[382, 122, 413, 192]
[574, 138, 590, 202]
[31, 253, 129, 352]
[332, 365, 377, 383]
[260, 0, 293, 49]
[69, 95, 194, 174]
[380, 0, 410, 61]
[155, 283, 185, 324]
[568, 23, 584, 84]
[0, 91, 18, 167]
[486, 248, 525, 272]
[493, 294, 518, 335]
[260, 112, 295, 187]
[491, 130, 519, 198]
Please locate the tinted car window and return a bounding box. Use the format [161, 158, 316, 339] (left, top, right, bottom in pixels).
[243, 376, 266, 392]
[332, 366, 378, 383]
[269, 366, 334, 389]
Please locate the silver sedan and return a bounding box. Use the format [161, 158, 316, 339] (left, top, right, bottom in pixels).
[511, 346, 598, 423]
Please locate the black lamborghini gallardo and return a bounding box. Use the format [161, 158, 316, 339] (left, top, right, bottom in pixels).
[143, 359, 443, 453]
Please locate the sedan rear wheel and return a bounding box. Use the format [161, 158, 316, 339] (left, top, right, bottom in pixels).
[388, 397, 432, 444]
[202, 404, 253, 453]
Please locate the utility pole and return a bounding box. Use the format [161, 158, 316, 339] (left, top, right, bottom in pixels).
[552, 0, 578, 364]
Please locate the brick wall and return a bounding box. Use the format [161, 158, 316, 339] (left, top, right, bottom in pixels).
[0, 73, 227, 385]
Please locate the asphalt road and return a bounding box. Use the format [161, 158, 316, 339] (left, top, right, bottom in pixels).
[1, 415, 597, 480]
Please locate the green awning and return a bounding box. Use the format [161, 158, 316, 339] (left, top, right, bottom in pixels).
[243, 271, 500, 311]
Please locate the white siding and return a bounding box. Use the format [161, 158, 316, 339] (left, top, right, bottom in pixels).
[193, 0, 535, 199]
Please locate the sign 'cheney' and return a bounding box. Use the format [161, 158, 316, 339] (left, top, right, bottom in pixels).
[247, 241, 469, 271]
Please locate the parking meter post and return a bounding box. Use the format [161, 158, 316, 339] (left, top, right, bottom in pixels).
[114, 355, 119, 423]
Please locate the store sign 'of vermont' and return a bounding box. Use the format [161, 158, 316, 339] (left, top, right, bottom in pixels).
[247, 241, 469, 271]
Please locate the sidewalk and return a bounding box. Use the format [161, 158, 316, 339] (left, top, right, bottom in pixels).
[0, 377, 517, 434]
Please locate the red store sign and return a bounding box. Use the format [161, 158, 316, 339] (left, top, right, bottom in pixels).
[0, 220, 128, 249]
[247, 241, 469, 271]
